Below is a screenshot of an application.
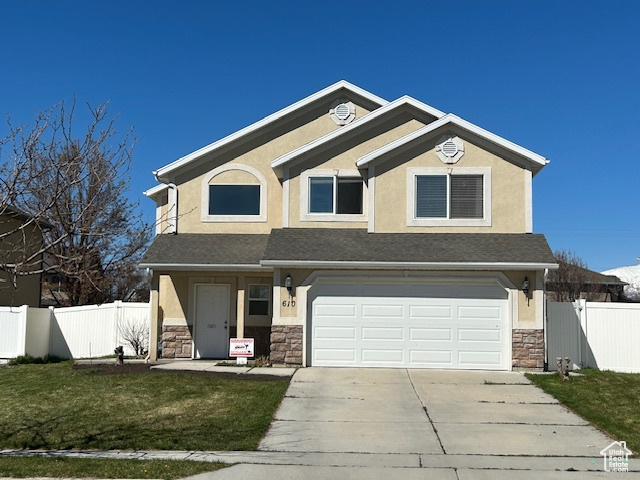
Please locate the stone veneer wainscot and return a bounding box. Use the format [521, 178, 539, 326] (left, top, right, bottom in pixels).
[162, 325, 192, 359]
[512, 329, 544, 369]
[270, 325, 303, 365]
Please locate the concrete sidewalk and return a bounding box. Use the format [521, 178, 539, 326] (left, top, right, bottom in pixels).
[2, 448, 639, 477]
[150, 361, 296, 376]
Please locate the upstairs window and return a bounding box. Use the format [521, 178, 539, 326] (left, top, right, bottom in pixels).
[416, 174, 483, 219]
[201, 164, 267, 223]
[309, 176, 363, 215]
[407, 168, 491, 227]
[209, 185, 260, 216]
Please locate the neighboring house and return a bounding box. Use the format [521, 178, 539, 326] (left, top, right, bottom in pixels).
[547, 265, 627, 302]
[141, 80, 558, 370]
[0, 206, 48, 307]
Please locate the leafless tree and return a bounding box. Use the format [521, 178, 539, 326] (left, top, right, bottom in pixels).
[547, 250, 599, 302]
[0, 100, 151, 305]
[118, 318, 149, 356]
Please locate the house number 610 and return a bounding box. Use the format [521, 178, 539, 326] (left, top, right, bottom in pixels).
[282, 300, 296, 307]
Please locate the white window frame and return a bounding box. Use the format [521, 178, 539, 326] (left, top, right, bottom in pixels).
[201, 164, 267, 222]
[406, 167, 491, 227]
[248, 283, 270, 317]
[300, 169, 367, 222]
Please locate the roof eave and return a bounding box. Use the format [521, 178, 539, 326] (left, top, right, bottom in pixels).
[357, 114, 548, 170]
[139, 263, 273, 272]
[260, 260, 559, 270]
[271, 96, 446, 170]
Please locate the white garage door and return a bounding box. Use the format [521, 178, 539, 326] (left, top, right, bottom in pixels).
[311, 282, 510, 370]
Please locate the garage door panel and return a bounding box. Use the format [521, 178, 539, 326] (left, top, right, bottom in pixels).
[410, 349, 453, 365]
[314, 326, 356, 340]
[315, 303, 357, 317]
[457, 305, 502, 320]
[458, 350, 503, 367]
[361, 304, 404, 318]
[314, 348, 356, 363]
[410, 327, 452, 341]
[311, 282, 509, 370]
[458, 328, 502, 342]
[362, 327, 404, 340]
[410, 305, 453, 319]
[362, 349, 404, 363]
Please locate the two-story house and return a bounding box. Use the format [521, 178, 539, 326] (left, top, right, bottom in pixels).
[141, 81, 557, 370]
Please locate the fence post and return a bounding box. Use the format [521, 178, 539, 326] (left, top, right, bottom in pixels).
[576, 299, 588, 367]
[18, 305, 28, 357]
[114, 300, 122, 350]
[47, 306, 55, 356]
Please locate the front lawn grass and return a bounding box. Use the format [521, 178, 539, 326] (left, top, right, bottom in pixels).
[0, 456, 226, 479]
[0, 362, 289, 451]
[526, 369, 640, 453]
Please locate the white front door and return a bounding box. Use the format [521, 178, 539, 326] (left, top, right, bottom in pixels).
[310, 282, 510, 370]
[194, 284, 229, 359]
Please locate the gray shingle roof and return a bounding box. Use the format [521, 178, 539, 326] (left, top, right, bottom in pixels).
[140, 233, 270, 266]
[141, 230, 557, 269]
[262, 229, 557, 266]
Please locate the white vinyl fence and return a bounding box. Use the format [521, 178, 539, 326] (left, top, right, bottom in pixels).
[547, 300, 640, 373]
[0, 306, 28, 358]
[1, 301, 150, 360]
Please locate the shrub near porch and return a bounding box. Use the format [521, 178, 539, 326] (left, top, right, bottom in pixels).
[0, 363, 290, 451]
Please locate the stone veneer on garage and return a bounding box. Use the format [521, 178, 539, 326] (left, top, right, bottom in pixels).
[270, 325, 303, 365]
[512, 329, 544, 369]
[161, 325, 192, 359]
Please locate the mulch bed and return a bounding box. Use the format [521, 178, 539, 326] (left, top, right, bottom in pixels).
[72, 362, 290, 381]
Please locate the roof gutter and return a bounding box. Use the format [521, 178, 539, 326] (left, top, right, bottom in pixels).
[260, 260, 559, 270]
[139, 263, 273, 272]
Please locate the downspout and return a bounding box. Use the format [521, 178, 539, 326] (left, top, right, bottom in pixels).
[543, 268, 548, 371]
[153, 171, 178, 234]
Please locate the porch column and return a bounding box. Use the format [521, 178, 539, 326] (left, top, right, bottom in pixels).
[149, 273, 160, 361]
[236, 275, 245, 338]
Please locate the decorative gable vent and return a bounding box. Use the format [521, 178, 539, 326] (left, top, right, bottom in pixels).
[329, 100, 356, 126]
[436, 135, 465, 164]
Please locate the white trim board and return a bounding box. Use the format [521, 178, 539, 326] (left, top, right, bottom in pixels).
[260, 260, 559, 270]
[271, 96, 445, 170]
[139, 263, 273, 272]
[357, 114, 548, 170]
[155, 81, 389, 179]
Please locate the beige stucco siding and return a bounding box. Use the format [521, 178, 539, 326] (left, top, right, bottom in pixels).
[169, 97, 373, 234]
[288, 114, 426, 228]
[374, 136, 527, 233]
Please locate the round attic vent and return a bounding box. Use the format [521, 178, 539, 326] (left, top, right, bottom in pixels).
[441, 140, 458, 157]
[334, 103, 351, 121]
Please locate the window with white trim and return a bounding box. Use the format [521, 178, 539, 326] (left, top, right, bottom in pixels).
[209, 184, 260, 215]
[407, 168, 491, 227]
[248, 284, 270, 316]
[200, 164, 267, 223]
[308, 176, 363, 215]
[416, 174, 483, 219]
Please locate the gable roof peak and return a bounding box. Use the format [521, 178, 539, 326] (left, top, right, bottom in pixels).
[154, 80, 388, 180]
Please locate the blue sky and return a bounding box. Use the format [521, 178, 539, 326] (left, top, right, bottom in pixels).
[1, 1, 638, 271]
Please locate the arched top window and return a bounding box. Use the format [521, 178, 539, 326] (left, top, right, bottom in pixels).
[201, 164, 267, 222]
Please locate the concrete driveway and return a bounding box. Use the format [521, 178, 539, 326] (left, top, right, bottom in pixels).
[260, 368, 611, 457]
[188, 368, 639, 479]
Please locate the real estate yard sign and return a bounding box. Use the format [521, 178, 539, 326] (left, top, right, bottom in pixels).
[230, 338, 254, 358]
